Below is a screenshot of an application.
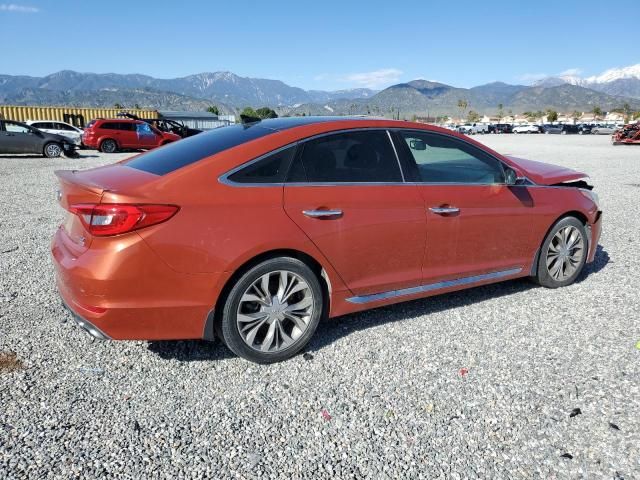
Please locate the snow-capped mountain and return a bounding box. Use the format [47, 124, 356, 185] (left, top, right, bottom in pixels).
[585, 64, 640, 84]
[534, 64, 640, 98]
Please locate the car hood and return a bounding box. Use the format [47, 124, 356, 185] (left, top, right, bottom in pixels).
[506, 156, 589, 185]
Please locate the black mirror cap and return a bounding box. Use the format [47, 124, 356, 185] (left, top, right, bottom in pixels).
[505, 167, 518, 185]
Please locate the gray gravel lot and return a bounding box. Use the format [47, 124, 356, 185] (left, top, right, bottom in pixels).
[1, 135, 639, 479]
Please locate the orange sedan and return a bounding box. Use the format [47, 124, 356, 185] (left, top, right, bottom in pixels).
[52, 117, 602, 363]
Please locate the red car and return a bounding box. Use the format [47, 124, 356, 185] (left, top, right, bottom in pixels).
[82, 118, 180, 153]
[52, 117, 602, 363]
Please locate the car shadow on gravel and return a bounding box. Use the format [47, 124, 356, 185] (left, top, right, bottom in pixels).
[309, 245, 610, 353]
[147, 339, 235, 362]
[575, 244, 609, 283]
[146, 246, 609, 362]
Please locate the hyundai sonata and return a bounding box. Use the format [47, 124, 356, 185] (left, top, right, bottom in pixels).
[52, 117, 602, 363]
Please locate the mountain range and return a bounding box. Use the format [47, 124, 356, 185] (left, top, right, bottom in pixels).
[533, 64, 640, 99]
[1, 65, 640, 117]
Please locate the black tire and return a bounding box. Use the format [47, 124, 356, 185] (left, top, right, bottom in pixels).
[220, 257, 324, 363]
[532, 216, 588, 288]
[43, 142, 62, 158]
[100, 139, 118, 153]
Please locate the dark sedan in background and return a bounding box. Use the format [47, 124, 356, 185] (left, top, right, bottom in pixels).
[0, 120, 77, 157]
[541, 124, 588, 135]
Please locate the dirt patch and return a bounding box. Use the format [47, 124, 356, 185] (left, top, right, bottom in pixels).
[0, 351, 24, 372]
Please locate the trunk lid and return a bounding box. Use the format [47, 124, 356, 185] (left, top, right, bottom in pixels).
[55, 165, 160, 254]
[506, 156, 589, 185]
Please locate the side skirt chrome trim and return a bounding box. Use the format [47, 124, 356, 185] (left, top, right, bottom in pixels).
[345, 267, 523, 304]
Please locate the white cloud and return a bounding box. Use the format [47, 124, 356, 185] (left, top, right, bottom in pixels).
[0, 3, 40, 12]
[343, 68, 403, 89]
[519, 67, 585, 84]
[518, 73, 548, 83]
[558, 68, 582, 76]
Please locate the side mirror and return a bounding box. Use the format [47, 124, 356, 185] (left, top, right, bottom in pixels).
[409, 139, 426, 150]
[504, 167, 524, 185]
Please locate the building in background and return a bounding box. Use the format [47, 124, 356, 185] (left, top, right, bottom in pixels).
[0, 106, 158, 126]
[158, 111, 236, 130]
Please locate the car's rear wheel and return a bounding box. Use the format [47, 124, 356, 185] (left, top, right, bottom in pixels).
[220, 257, 324, 363]
[100, 139, 118, 153]
[43, 142, 62, 158]
[533, 216, 587, 288]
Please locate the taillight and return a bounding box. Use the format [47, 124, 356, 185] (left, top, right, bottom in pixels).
[69, 203, 179, 236]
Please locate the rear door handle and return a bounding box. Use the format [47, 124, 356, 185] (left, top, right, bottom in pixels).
[302, 209, 343, 219]
[429, 206, 460, 215]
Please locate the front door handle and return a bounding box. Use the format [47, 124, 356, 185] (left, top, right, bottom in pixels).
[302, 209, 343, 219]
[429, 206, 460, 215]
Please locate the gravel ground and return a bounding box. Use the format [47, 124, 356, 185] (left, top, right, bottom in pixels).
[1, 135, 639, 479]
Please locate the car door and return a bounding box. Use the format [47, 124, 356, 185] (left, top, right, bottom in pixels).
[52, 122, 77, 142]
[135, 122, 161, 149]
[393, 130, 542, 284]
[2, 121, 39, 154]
[283, 129, 426, 296]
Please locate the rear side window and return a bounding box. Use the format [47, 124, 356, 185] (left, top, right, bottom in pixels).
[100, 122, 119, 130]
[126, 124, 277, 175]
[227, 146, 295, 184]
[289, 130, 402, 183]
[396, 130, 505, 184]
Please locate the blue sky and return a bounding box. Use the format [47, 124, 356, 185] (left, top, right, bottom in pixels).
[1, 0, 637, 90]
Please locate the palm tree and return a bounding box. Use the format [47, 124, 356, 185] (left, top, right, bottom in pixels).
[457, 99, 468, 121]
[592, 106, 602, 122]
[572, 111, 582, 123]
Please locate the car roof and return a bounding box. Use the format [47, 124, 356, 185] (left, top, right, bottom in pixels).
[96, 118, 143, 123]
[251, 116, 390, 131]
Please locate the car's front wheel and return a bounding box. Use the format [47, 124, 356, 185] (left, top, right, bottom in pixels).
[533, 216, 588, 288]
[43, 142, 62, 158]
[220, 257, 324, 363]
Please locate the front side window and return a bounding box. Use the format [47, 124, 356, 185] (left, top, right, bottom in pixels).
[397, 131, 505, 184]
[289, 130, 402, 183]
[227, 146, 295, 184]
[4, 122, 30, 134]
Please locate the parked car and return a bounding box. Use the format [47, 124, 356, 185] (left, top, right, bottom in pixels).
[82, 119, 181, 153]
[489, 123, 513, 134]
[117, 112, 202, 138]
[592, 125, 618, 135]
[457, 123, 488, 135]
[513, 124, 540, 134]
[0, 119, 77, 157]
[542, 124, 580, 135]
[52, 117, 602, 363]
[578, 124, 592, 135]
[612, 122, 640, 145]
[25, 120, 83, 146]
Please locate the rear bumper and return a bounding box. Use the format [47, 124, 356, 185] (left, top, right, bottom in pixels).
[61, 298, 111, 340]
[51, 227, 224, 340]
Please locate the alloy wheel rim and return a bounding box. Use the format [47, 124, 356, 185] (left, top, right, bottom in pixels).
[47, 144, 61, 157]
[546, 226, 585, 281]
[103, 141, 115, 152]
[237, 270, 314, 353]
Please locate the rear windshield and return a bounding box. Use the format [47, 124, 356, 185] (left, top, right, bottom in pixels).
[125, 123, 277, 175]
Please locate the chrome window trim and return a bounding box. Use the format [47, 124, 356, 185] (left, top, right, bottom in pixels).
[346, 267, 523, 304]
[219, 127, 407, 187]
[218, 125, 541, 189]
